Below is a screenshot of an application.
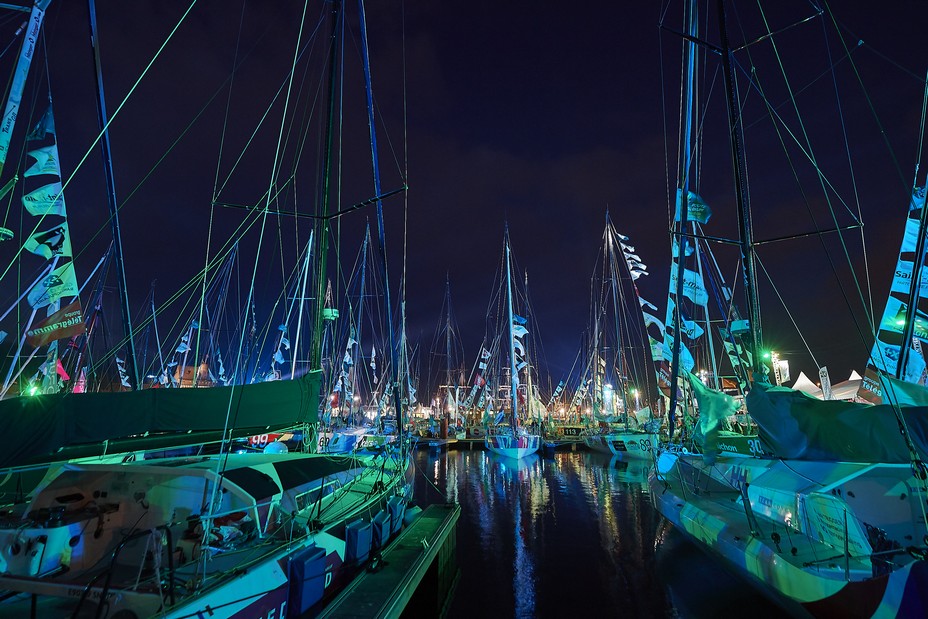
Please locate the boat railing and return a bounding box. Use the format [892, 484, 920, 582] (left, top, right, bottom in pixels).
[72, 525, 176, 619]
[296, 478, 342, 515]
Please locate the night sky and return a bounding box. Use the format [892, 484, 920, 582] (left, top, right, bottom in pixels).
[3, 1, 928, 396]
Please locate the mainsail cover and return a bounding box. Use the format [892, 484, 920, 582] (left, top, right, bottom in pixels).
[0, 371, 321, 467]
[747, 381, 928, 463]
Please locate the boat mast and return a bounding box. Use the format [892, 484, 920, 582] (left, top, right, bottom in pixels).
[524, 270, 539, 426]
[606, 219, 632, 428]
[667, 0, 698, 437]
[87, 0, 138, 389]
[444, 274, 453, 419]
[505, 227, 519, 428]
[357, 0, 405, 437]
[310, 1, 340, 374]
[351, 225, 369, 408]
[718, 0, 763, 377]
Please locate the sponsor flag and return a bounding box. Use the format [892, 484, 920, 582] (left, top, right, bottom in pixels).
[24, 144, 60, 177]
[25, 299, 83, 347]
[26, 106, 56, 141]
[27, 262, 77, 309]
[22, 182, 65, 217]
[642, 310, 665, 333]
[649, 336, 663, 360]
[24, 222, 71, 259]
[671, 239, 695, 258]
[687, 372, 740, 464]
[669, 263, 709, 306]
[56, 359, 70, 381]
[661, 333, 695, 372]
[675, 189, 712, 224]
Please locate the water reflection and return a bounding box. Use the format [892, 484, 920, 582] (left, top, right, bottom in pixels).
[414, 449, 674, 618]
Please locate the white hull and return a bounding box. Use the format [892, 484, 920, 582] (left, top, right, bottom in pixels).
[583, 434, 615, 454]
[584, 431, 657, 460]
[484, 434, 540, 459]
[605, 431, 658, 460]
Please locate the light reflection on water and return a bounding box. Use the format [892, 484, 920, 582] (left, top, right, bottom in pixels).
[413, 449, 674, 618]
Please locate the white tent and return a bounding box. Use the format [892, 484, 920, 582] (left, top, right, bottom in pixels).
[830, 372, 862, 401]
[790, 370, 861, 401]
[790, 371, 822, 397]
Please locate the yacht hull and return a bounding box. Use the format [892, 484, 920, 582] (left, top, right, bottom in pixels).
[649, 452, 928, 617]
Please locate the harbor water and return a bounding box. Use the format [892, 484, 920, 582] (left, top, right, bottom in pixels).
[413, 448, 784, 618]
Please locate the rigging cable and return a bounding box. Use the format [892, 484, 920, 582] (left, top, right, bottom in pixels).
[0, 0, 201, 288]
[737, 3, 874, 364]
[193, 0, 249, 387]
[204, 0, 313, 549]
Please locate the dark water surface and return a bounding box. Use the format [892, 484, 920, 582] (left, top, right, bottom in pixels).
[413, 448, 784, 619]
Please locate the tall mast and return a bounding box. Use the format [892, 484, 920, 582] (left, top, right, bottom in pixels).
[524, 271, 536, 423]
[87, 0, 138, 389]
[667, 0, 698, 436]
[505, 227, 519, 427]
[310, 1, 340, 374]
[357, 0, 405, 436]
[352, 225, 369, 401]
[444, 274, 452, 412]
[606, 218, 632, 427]
[718, 0, 763, 376]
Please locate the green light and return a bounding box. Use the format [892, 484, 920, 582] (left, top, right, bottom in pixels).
[896, 318, 906, 326]
[27, 385, 39, 396]
[761, 351, 771, 360]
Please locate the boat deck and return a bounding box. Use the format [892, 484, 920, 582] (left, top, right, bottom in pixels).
[656, 472, 875, 582]
[0, 452, 411, 618]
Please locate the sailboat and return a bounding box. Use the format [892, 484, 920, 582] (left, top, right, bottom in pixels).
[580, 216, 660, 461]
[483, 229, 541, 459]
[0, 1, 414, 617]
[651, 1, 928, 616]
[321, 223, 402, 455]
[417, 276, 467, 449]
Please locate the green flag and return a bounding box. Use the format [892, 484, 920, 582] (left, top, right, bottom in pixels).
[687, 372, 740, 464]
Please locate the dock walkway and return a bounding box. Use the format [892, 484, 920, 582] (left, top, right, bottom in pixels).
[319, 503, 461, 618]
